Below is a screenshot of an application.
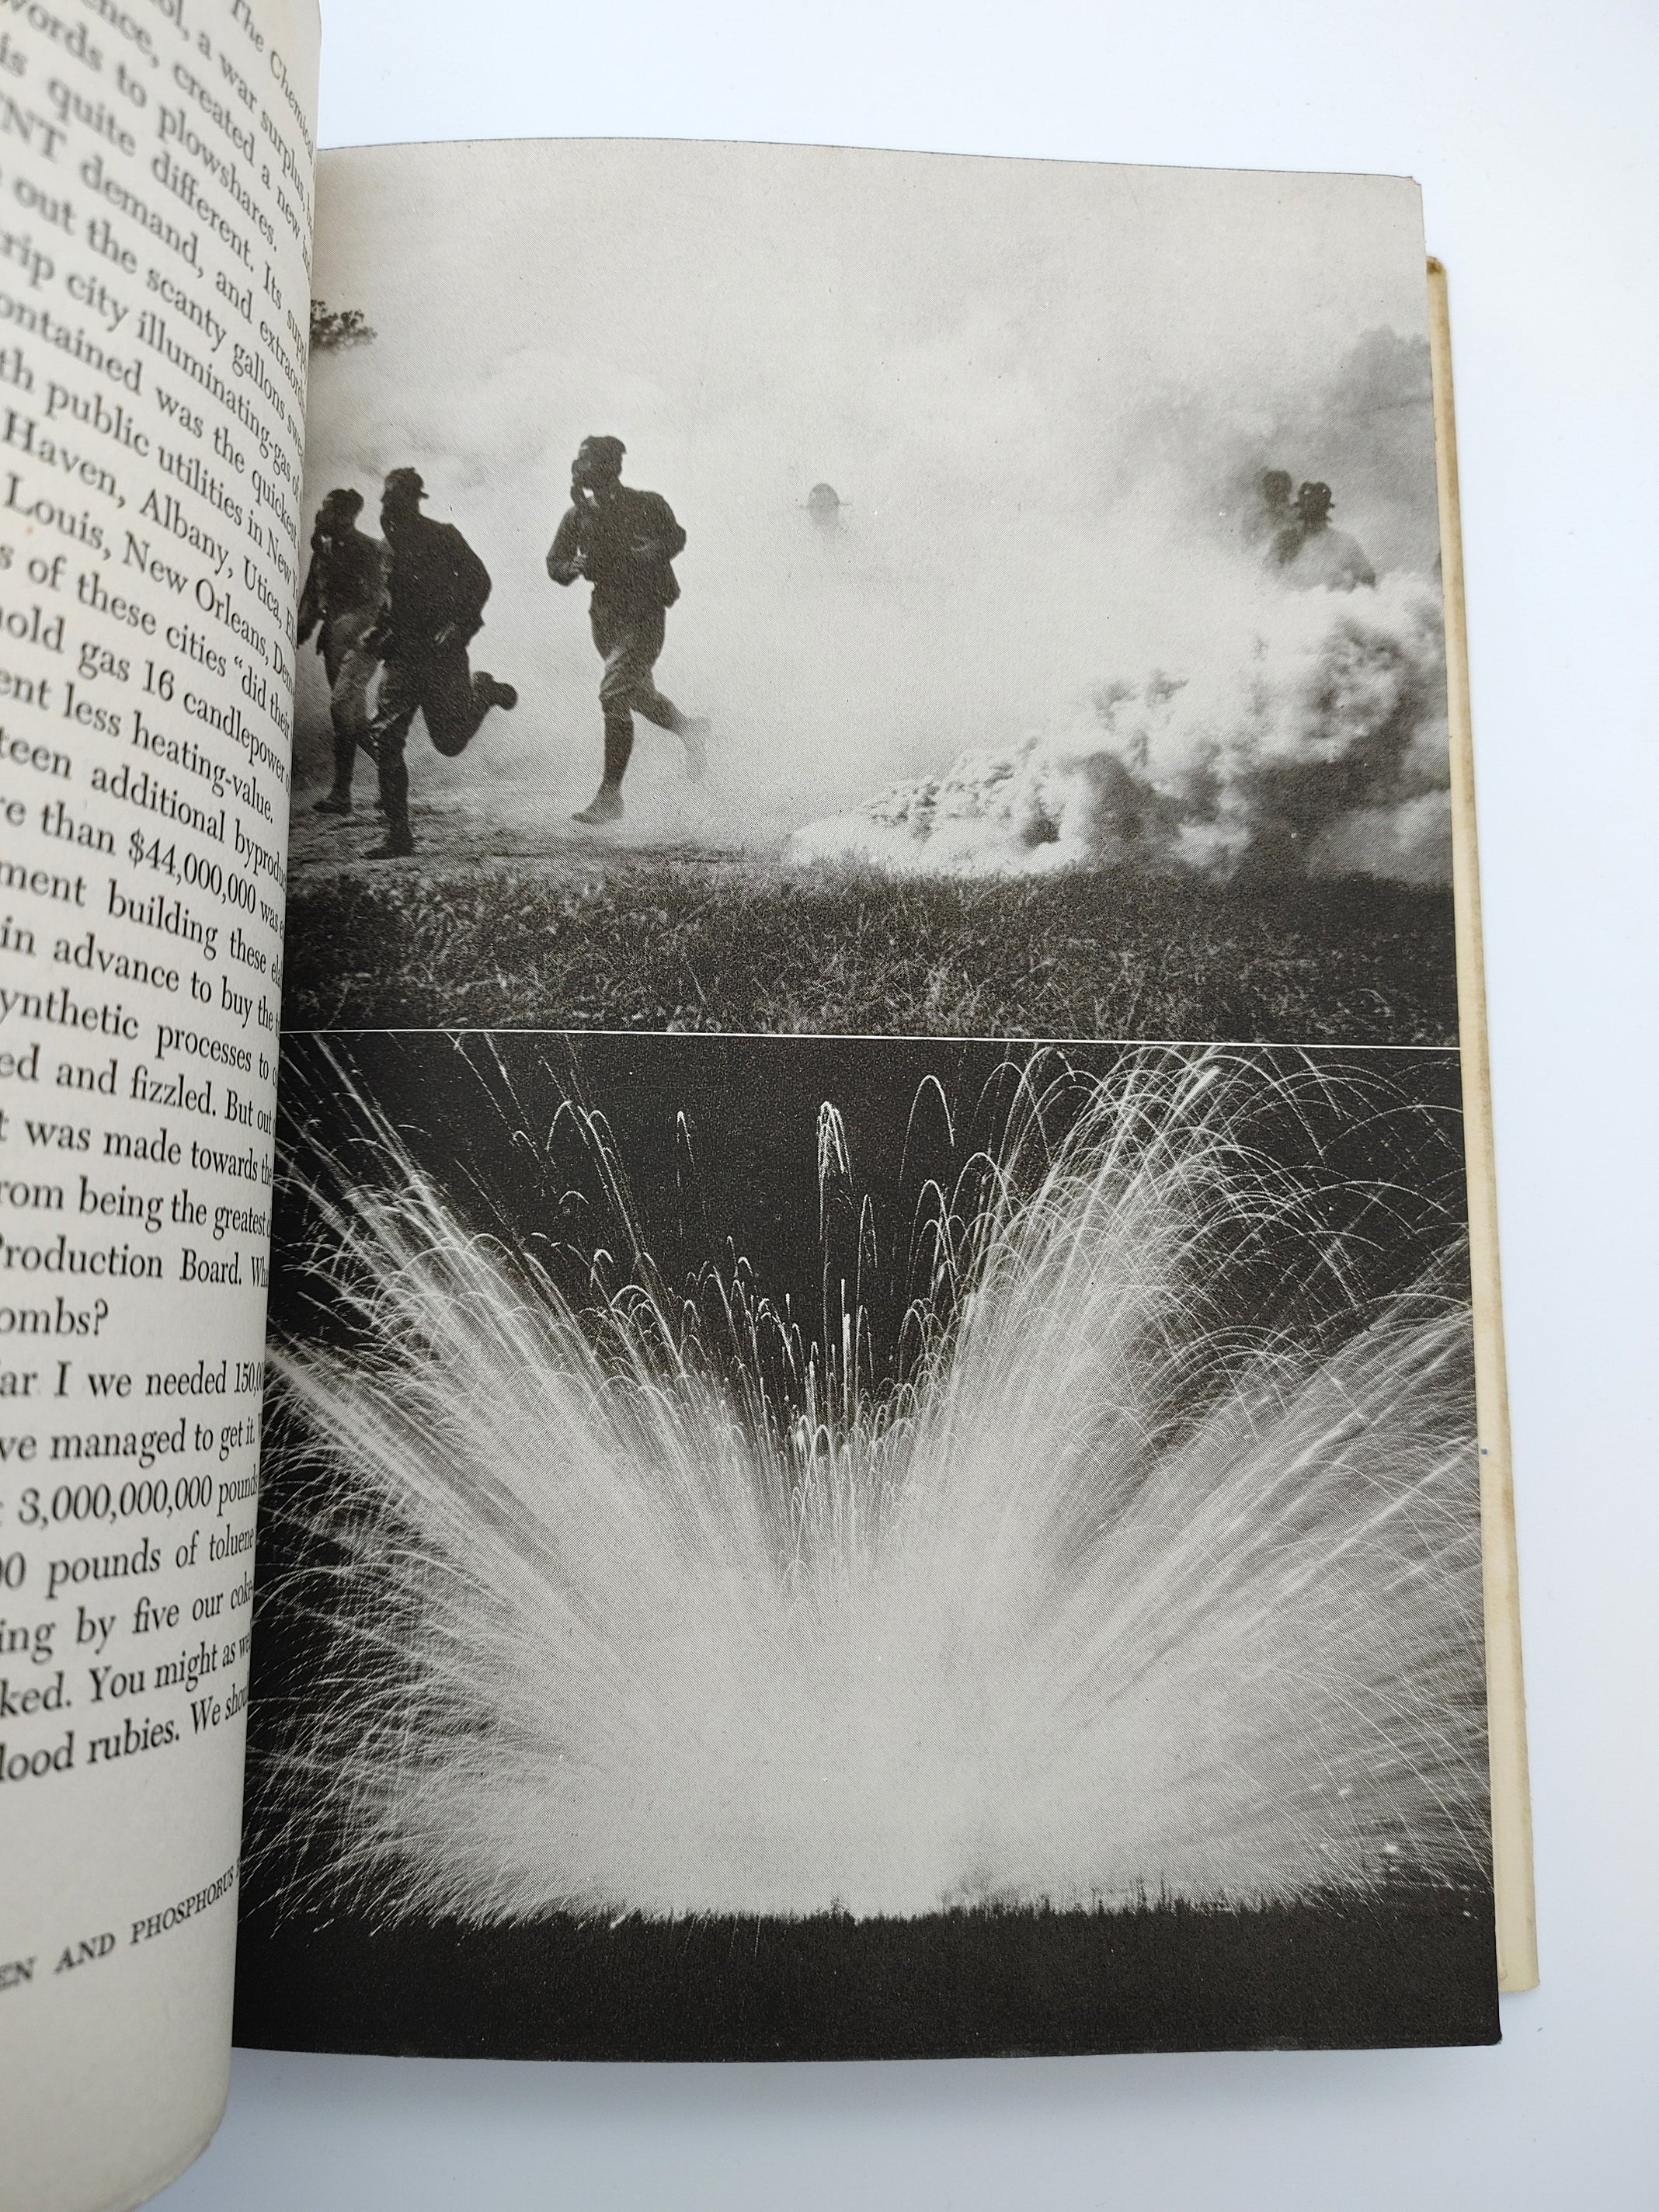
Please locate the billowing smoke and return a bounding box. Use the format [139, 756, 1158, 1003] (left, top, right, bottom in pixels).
[1136, 327, 1443, 579]
[789, 575, 1452, 884]
[298, 143, 1446, 866]
[787, 323, 1451, 884]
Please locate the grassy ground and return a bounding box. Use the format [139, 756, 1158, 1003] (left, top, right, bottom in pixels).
[235, 1889, 1497, 2058]
[282, 854, 1459, 1043]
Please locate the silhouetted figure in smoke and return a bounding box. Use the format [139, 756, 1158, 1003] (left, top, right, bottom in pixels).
[547, 435, 708, 826]
[1242, 468, 1295, 553]
[1271, 480, 1377, 592]
[361, 469, 518, 859]
[297, 488, 387, 816]
[806, 482, 843, 532]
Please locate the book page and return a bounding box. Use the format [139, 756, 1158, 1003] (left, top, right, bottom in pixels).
[0, 2, 316, 2207]
[238, 141, 1505, 2063]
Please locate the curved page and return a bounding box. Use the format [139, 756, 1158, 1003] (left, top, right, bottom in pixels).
[0, 4, 316, 2207]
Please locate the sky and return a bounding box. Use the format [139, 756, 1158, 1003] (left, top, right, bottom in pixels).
[301, 141, 1439, 836]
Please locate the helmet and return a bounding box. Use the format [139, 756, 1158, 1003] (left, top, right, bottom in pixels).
[578, 436, 627, 473]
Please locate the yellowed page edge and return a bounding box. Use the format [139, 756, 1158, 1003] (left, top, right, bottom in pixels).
[1429, 258, 1539, 1994]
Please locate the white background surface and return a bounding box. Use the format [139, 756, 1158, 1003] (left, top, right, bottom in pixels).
[163, 2, 1658, 2204]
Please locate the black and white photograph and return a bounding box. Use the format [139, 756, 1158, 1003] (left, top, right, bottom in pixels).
[284, 141, 1458, 1044]
[5, 0, 1655, 2195]
[235, 133, 1501, 2072]
[236, 1032, 1496, 2060]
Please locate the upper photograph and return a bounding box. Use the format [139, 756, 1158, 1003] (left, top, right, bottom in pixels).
[287, 141, 1458, 1045]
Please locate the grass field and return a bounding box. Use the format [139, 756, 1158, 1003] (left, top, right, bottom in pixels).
[235, 1888, 1497, 2059]
[282, 854, 1459, 1042]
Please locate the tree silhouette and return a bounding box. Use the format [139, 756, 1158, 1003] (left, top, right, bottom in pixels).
[309, 301, 376, 353]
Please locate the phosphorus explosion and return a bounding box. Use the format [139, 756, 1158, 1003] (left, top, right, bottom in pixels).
[259, 1050, 1488, 1925]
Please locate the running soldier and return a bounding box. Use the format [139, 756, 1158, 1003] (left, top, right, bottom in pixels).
[296, 487, 387, 816]
[1241, 467, 1295, 555]
[546, 436, 708, 825]
[362, 468, 517, 858]
[1270, 480, 1378, 592]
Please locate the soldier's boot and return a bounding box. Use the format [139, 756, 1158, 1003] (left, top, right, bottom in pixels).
[678, 715, 711, 784]
[315, 718, 362, 812]
[575, 717, 631, 824]
[572, 782, 624, 826]
[366, 819, 416, 858]
[368, 739, 414, 857]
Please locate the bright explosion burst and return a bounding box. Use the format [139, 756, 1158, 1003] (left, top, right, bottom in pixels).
[259, 1049, 1488, 1924]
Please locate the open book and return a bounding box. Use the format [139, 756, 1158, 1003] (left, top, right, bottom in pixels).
[0, 5, 1536, 2205]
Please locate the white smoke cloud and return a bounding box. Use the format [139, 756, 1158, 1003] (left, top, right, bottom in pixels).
[297, 142, 1445, 864]
[791, 574, 1452, 884]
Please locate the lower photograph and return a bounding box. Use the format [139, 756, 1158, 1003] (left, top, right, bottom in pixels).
[235, 1031, 1497, 2059]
